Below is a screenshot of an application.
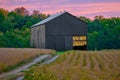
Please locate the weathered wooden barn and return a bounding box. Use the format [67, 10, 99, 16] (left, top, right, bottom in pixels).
[31, 11, 88, 51]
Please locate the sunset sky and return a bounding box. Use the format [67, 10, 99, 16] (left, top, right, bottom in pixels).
[0, 0, 120, 19]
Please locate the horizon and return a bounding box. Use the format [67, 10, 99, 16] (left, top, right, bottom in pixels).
[0, 0, 120, 19]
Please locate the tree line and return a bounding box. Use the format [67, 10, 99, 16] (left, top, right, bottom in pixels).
[80, 16, 120, 50]
[0, 7, 120, 50]
[0, 7, 48, 47]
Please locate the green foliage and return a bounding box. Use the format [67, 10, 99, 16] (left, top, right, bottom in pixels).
[79, 16, 91, 23]
[0, 63, 7, 73]
[56, 51, 65, 54]
[0, 7, 48, 48]
[0, 10, 5, 21]
[88, 17, 120, 50]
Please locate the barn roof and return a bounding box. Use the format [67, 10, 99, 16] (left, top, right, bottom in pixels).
[32, 11, 67, 27]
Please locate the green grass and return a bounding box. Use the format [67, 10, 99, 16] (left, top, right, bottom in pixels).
[56, 51, 65, 54]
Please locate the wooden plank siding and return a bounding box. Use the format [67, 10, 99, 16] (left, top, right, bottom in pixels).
[31, 12, 88, 51]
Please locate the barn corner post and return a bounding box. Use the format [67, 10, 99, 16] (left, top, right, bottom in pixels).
[30, 27, 33, 48]
[86, 23, 88, 51]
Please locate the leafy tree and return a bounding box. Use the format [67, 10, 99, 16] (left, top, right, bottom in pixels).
[14, 7, 29, 16]
[94, 15, 104, 20]
[79, 16, 91, 23]
[88, 17, 120, 50]
[0, 10, 5, 22]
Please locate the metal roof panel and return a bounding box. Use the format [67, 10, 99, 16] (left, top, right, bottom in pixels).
[32, 11, 66, 27]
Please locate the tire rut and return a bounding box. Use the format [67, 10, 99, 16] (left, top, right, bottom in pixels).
[0, 54, 51, 78]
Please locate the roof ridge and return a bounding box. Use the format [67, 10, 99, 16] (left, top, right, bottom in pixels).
[32, 11, 67, 27]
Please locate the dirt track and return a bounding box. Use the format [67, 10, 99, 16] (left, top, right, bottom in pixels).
[0, 54, 50, 78]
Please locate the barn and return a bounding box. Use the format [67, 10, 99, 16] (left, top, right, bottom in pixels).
[31, 11, 88, 51]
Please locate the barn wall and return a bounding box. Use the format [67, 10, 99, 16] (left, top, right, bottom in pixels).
[31, 12, 88, 51]
[45, 12, 88, 50]
[55, 36, 65, 50]
[65, 36, 73, 50]
[31, 28, 34, 47]
[31, 27, 37, 47]
[45, 36, 56, 49]
[45, 12, 88, 36]
[31, 25, 45, 48]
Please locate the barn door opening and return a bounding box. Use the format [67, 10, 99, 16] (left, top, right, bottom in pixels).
[73, 36, 87, 50]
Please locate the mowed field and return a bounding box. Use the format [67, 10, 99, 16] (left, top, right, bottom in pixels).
[24, 50, 120, 80]
[0, 48, 54, 73]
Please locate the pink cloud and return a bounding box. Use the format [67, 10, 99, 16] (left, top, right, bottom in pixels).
[0, 0, 120, 18]
[38, 2, 120, 18]
[37, 2, 119, 14]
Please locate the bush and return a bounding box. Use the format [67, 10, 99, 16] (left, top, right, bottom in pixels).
[0, 63, 7, 73]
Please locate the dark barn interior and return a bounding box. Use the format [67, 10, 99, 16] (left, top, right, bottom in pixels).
[31, 11, 88, 51]
[73, 45, 87, 50]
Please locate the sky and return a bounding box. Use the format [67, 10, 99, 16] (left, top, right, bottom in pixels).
[0, 0, 120, 19]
